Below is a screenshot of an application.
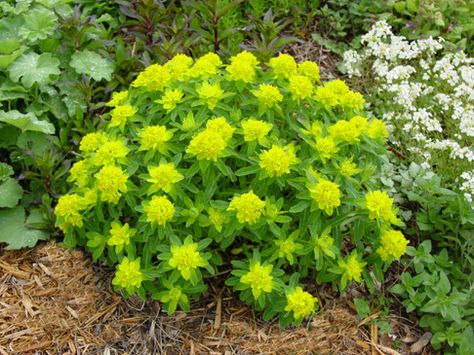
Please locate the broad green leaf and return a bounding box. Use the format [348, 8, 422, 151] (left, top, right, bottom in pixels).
[70, 50, 114, 81]
[0, 206, 48, 249]
[0, 178, 23, 207]
[19, 7, 58, 43]
[0, 110, 55, 134]
[0, 48, 24, 68]
[354, 298, 371, 319]
[9, 52, 60, 88]
[0, 162, 14, 181]
[17, 131, 50, 156]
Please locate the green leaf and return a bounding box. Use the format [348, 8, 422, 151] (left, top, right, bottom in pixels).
[9, 52, 60, 88]
[0, 162, 14, 181]
[70, 50, 114, 81]
[354, 298, 370, 319]
[0, 206, 48, 249]
[19, 7, 58, 43]
[0, 178, 23, 208]
[0, 110, 55, 134]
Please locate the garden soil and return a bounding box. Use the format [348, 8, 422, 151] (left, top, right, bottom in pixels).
[0, 242, 429, 354]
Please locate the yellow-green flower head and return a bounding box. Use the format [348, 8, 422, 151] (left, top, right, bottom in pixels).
[365, 190, 397, 222]
[81, 188, 98, 207]
[343, 253, 365, 282]
[138, 125, 173, 153]
[259, 144, 298, 177]
[147, 162, 183, 193]
[275, 238, 302, 264]
[349, 115, 368, 132]
[324, 79, 350, 96]
[164, 54, 193, 80]
[69, 159, 89, 187]
[197, 82, 224, 110]
[314, 80, 349, 108]
[377, 230, 409, 261]
[228, 191, 265, 224]
[269, 53, 297, 79]
[93, 139, 129, 166]
[241, 118, 273, 143]
[109, 104, 137, 130]
[55, 193, 85, 231]
[289, 75, 313, 100]
[107, 221, 136, 252]
[144, 195, 175, 226]
[329, 120, 362, 144]
[253, 83, 283, 108]
[95, 165, 128, 204]
[208, 208, 229, 232]
[106, 90, 128, 107]
[169, 242, 207, 280]
[79, 132, 108, 152]
[188, 52, 222, 78]
[285, 286, 317, 320]
[314, 136, 338, 161]
[112, 257, 145, 294]
[340, 90, 365, 111]
[240, 262, 274, 299]
[132, 63, 171, 91]
[156, 88, 184, 111]
[226, 51, 259, 83]
[298, 61, 320, 83]
[206, 116, 235, 142]
[187, 129, 227, 161]
[339, 158, 361, 178]
[367, 119, 389, 140]
[309, 179, 341, 216]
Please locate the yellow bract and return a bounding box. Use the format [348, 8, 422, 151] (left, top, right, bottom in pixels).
[259, 145, 298, 177]
[112, 257, 145, 293]
[309, 179, 341, 216]
[241, 118, 273, 143]
[93, 139, 128, 166]
[138, 125, 172, 153]
[169, 243, 207, 280]
[147, 163, 183, 193]
[226, 51, 259, 83]
[144, 195, 175, 226]
[95, 165, 128, 204]
[285, 287, 317, 320]
[79, 132, 108, 152]
[253, 83, 283, 108]
[197, 82, 224, 109]
[289, 75, 313, 100]
[298, 61, 320, 83]
[365, 190, 398, 223]
[107, 222, 136, 253]
[187, 129, 227, 161]
[269, 53, 297, 79]
[377, 230, 409, 261]
[240, 262, 274, 299]
[109, 104, 137, 129]
[228, 191, 265, 224]
[132, 63, 170, 91]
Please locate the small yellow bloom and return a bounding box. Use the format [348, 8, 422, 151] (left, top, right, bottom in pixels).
[109, 104, 137, 129]
[208, 208, 229, 232]
[241, 119, 273, 143]
[164, 54, 193, 80]
[365, 190, 397, 223]
[107, 221, 136, 252]
[197, 82, 224, 109]
[377, 230, 409, 261]
[144, 195, 175, 226]
[309, 179, 341, 215]
[188, 52, 222, 78]
[314, 136, 338, 161]
[253, 84, 283, 108]
[79, 132, 108, 152]
[206, 116, 235, 142]
[340, 90, 365, 111]
[285, 287, 317, 320]
[298, 61, 320, 82]
[341, 253, 365, 282]
[69, 159, 89, 187]
[156, 88, 183, 111]
[349, 115, 368, 132]
[138, 125, 173, 153]
[55, 194, 85, 231]
[147, 163, 183, 193]
[329, 120, 362, 144]
[289, 75, 313, 100]
[187, 129, 227, 161]
[226, 51, 259, 83]
[269, 53, 297, 79]
[169, 242, 207, 280]
[314, 80, 364, 110]
[93, 139, 129, 166]
[106, 90, 128, 107]
[367, 119, 389, 140]
[95, 165, 128, 204]
[132, 64, 171, 91]
[112, 257, 145, 293]
[339, 158, 360, 178]
[240, 262, 274, 299]
[259, 145, 298, 177]
[228, 191, 265, 224]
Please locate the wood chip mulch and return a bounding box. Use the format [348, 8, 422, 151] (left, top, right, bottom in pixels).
[0, 242, 427, 354]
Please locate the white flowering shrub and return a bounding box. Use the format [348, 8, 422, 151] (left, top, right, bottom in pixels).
[343, 21, 474, 204]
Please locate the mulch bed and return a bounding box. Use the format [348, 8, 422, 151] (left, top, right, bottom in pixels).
[0, 242, 430, 354]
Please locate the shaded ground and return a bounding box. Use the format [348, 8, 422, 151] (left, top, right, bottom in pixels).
[0, 242, 430, 354]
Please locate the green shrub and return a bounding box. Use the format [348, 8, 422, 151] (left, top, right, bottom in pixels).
[56, 51, 408, 324]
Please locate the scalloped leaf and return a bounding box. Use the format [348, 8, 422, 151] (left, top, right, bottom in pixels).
[0, 110, 55, 134]
[9, 52, 60, 88]
[70, 50, 114, 81]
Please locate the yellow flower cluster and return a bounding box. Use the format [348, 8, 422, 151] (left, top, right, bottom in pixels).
[107, 222, 136, 253]
[226, 51, 259, 83]
[241, 118, 273, 143]
[269, 53, 297, 79]
[69, 160, 89, 187]
[208, 208, 229, 232]
[298, 61, 320, 83]
[309, 179, 341, 215]
[106, 90, 128, 107]
[93, 139, 128, 166]
[112, 257, 145, 293]
[156, 88, 184, 111]
[147, 163, 183, 193]
[342, 253, 365, 282]
[240, 262, 274, 299]
[285, 287, 318, 320]
[197, 81, 224, 109]
[138, 125, 173, 153]
[259, 145, 298, 177]
[314, 136, 338, 161]
[253, 83, 283, 108]
[144, 195, 175, 226]
[169, 242, 207, 280]
[188, 52, 222, 78]
[365, 191, 398, 223]
[164, 54, 193, 81]
[339, 158, 360, 178]
[187, 117, 234, 161]
[377, 230, 409, 261]
[132, 63, 171, 91]
[228, 191, 265, 224]
[79, 132, 108, 152]
[289, 75, 313, 100]
[315, 80, 365, 110]
[96, 165, 128, 204]
[55, 193, 87, 231]
[109, 104, 137, 130]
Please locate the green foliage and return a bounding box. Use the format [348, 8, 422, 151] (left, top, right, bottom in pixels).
[0, 206, 48, 249]
[70, 50, 114, 81]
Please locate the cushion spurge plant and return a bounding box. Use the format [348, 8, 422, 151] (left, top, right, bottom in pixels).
[56, 50, 408, 325]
